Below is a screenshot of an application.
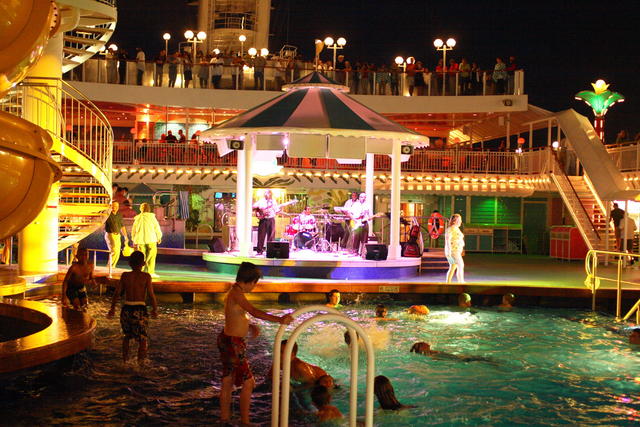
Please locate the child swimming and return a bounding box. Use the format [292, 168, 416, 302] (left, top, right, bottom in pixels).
[326, 289, 341, 308]
[458, 293, 472, 308]
[374, 375, 414, 410]
[373, 304, 398, 321]
[407, 305, 430, 315]
[280, 339, 335, 387]
[499, 293, 515, 309]
[311, 385, 342, 421]
[410, 341, 496, 363]
[61, 247, 95, 311]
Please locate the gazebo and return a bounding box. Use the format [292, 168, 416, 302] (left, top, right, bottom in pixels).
[201, 72, 429, 259]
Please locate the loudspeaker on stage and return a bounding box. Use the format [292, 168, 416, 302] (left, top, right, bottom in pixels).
[365, 244, 388, 261]
[266, 241, 290, 259]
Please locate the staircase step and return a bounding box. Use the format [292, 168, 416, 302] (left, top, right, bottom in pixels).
[64, 34, 100, 46]
[60, 182, 104, 187]
[60, 192, 110, 198]
[63, 46, 88, 57]
[74, 26, 114, 35]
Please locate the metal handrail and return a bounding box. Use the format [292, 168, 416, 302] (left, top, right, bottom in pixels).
[622, 298, 640, 323]
[272, 305, 375, 427]
[585, 249, 640, 316]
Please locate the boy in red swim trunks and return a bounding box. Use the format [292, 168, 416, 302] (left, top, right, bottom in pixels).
[218, 262, 293, 426]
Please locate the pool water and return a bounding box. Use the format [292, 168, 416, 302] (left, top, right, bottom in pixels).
[0, 298, 638, 426]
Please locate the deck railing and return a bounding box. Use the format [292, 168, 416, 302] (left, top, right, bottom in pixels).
[113, 141, 548, 175]
[66, 57, 525, 97]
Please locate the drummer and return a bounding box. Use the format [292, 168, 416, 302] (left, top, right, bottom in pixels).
[297, 206, 317, 233]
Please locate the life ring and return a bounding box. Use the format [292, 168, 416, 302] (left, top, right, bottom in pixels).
[428, 212, 445, 239]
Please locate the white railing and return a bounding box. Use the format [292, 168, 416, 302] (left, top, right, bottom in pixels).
[0, 78, 113, 176]
[272, 305, 375, 427]
[607, 143, 640, 172]
[67, 58, 525, 97]
[112, 141, 548, 175]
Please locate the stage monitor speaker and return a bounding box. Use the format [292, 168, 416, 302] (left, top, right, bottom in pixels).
[227, 139, 244, 150]
[365, 244, 388, 261]
[208, 237, 226, 253]
[266, 241, 290, 259]
[401, 144, 414, 155]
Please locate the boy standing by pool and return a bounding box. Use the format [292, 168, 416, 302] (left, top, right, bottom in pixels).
[107, 251, 158, 366]
[218, 262, 293, 426]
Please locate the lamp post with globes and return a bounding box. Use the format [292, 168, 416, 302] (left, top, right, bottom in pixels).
[184, 30, 207, 63]
[163, 33, 171, 54]
[238, 34, 246, 57]
[394, 56, 414, 96]
[433, 37, 456, 95]
[323, 36, 346, 76]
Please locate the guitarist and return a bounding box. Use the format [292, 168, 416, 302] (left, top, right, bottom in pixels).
[348, 193, 371, 255]
[253, 190, 280, 255]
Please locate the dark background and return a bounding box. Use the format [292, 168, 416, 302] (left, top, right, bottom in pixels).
[111, 0, 638, 142]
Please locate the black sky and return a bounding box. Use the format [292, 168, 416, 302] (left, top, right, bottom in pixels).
[112, 0, 639, 141]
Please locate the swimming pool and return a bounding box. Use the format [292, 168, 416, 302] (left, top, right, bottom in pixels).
[0, 298, 638, 426]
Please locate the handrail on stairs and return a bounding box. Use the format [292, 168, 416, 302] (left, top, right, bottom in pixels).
[271, 305, 375, 427]
[551, 151, 600, 240]
[585, 249, 640, 316]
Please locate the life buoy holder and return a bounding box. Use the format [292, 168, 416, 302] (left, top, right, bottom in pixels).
[428, 212, 445, 239]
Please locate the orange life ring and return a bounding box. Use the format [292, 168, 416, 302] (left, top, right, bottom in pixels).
[428, 213, 445, 239]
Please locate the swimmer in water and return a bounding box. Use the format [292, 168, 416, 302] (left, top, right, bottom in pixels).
[280, 340, 335, 387]
[326, 289, 341, 308]
[458, 293, 472, 308]
[410, 341, 497, 364]
[62, 246, 95, 311]
[630, 329, 640, 345]
[373, 304, 398, 321]
[499, 293, 515, 309]
[311, 385, 342, 421]
[374, 375, 415, 410]
[407, 305, 430, 316]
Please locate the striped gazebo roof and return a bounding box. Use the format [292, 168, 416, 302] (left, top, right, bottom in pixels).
[281, 71, 349, 92]
[202, 72, 428, 145]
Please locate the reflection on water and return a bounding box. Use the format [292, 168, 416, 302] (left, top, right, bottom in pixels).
[0, 298, 639, 426]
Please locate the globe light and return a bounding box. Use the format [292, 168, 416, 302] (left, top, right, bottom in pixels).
[239, 34, 247, 42]
[108, 43, 118, 51]
[163, 33, 171, 41]
[184, 30, 194, 40]
[197, 31, 207, 40]
[552, 140, 560, 150]
[394, 56, 404, 65]
[260, 48, 269, 56]
[248, 47, 257, 56]
[337, 37, 346, 46]
[324, 37, 334, 46]
[446, 38, 456, 48]
[407, 56, 415, 64]
[315, 39, 322, 44]
[433, 38, 444, 48]
[213, 48, 220, 55]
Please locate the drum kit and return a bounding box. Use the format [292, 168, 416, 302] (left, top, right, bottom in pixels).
[285, 207, 349, 253]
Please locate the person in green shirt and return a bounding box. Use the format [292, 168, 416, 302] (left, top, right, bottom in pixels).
[105, 201, 129, 271]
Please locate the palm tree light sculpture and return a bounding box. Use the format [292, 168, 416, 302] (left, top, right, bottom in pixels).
[575, 79, 624, 143]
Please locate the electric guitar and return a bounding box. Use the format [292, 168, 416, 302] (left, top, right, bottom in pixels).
[350, 212, 385, 230]
[254, 198, 298, 219]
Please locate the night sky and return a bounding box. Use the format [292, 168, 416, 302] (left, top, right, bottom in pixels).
[112, 0, 638, 142]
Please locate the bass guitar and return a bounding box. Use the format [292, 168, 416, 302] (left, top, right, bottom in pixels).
[254, 198, 298, 219]
[350, 212, 385, 230]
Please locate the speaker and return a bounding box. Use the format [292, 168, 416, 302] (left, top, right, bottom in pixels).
[227, 139, 244, 150]
[266, 241, 290, 259]
[401, 145, 414, 155]
[365, 244, 388, 261]
[208, 237, 226, 253]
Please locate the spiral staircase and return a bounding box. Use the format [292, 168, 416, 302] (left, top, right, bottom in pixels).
[59, 0, 118, 73]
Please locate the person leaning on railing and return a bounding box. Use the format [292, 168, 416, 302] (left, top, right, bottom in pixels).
[210, 53, 223, 89]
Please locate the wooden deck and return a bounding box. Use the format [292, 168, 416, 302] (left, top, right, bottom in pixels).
[0, 299, 96, 374]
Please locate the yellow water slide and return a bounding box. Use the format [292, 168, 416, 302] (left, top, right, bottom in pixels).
[0, 0, 61, 240]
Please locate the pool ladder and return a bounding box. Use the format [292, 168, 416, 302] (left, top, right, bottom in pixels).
[271, 305, 375, 427]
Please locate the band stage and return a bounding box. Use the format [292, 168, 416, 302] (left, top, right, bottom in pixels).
[203, 249, 422, 279]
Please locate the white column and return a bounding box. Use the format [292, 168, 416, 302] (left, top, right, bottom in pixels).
[237, 136, 255, 256]
[389, 141, 402, 259]
[365, 153, 375, 237]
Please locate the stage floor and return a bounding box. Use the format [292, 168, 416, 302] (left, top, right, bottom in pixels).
[77, 253, 640, 300]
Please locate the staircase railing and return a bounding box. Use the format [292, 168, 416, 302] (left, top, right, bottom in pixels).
[272, 305, 375, 427]
[585, 249, 640, 316]
[549, 151, 600, 248]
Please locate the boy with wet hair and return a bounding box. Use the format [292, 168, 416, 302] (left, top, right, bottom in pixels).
[62, 246, 95, 311]
[311, 385, 342, 421]
[219, 262, 293, 426]
[108, 250, 158, 366]
[499, 293, 515, 309]
[373, 304, 398, 321]
[458, 293, 472, 308]
[326, 289, 341, 307]
[280, 339, 335, 387]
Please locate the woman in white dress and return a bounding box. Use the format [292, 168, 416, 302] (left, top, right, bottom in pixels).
[444, 213, 465, 283]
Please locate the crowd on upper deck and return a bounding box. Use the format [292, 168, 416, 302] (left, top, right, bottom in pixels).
[97, 45, 522, 96]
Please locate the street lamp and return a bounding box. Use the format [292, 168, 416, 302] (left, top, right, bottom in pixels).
[238, 34, 247, 57]
[433, 37, 456, 95]
[323, 36, 346, 70]
[163, 33, 171, 54]
[247, 47, 257, 57]
[574, 79, 625, 143]
[260, 48, 269, 57]
[185, 30, 206, 62]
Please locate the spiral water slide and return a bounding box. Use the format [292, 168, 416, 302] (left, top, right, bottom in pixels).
[0, 0, 61, 240]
